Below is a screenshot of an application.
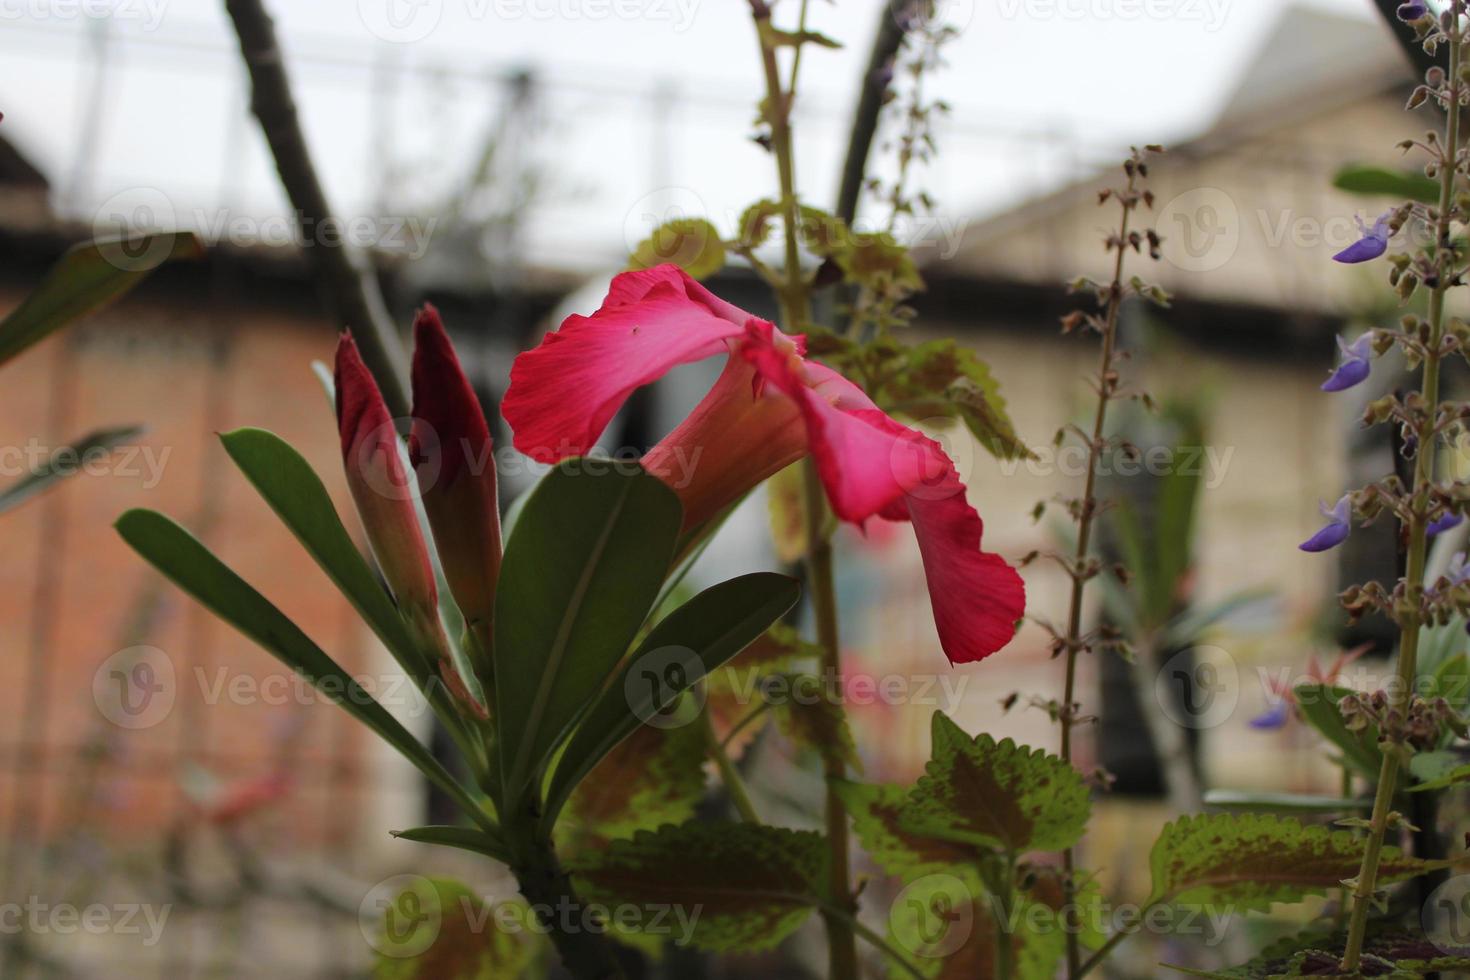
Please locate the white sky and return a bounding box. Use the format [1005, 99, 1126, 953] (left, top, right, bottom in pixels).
[0, 0, 1384, 269]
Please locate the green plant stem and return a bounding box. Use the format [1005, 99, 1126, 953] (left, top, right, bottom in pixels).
[508, 813, 626, 979]
[1341, 20, 1459, 971]
[1058, 172, 1135, 980]
[750, 7, 859, 976]
[700, 707, 763, 824]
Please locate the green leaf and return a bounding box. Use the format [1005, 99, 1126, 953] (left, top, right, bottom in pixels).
[1408, 756, 1470, 792]
[1293, 684, 1383, 776]
[1202, 790, 1365, 813]
[389, 825, 509, 862]
[898, 712, 1089, 855]
[879, 339, 1031, 462]
[218, 428, 426, 677]
[0, 425, 143, 515]
[0, 233, 203, 367]
[1145, 812, 1444, 912]
[569, 821, 824, 953]
[628, 218, 725, 280]
[556, 723, 706, 854]
[1332, 163, 1439, 205]
[371, 876, 537, 979]
[115, 509, 491, 829]
[835, 781, 980, 887]
[494, 460, 682, 806]
[885, 873, 1068, 980]
[543, 572, 800, 826]
[772, 677, 861, 773]
[759, 24, 842, 48]
[1185, 927, 1470, 978]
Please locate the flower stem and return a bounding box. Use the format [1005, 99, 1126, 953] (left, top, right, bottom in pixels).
[1058, 170, 1136, 980]
[1341, 13, 1460, 971]
[700, 706, 763, 824]
[749, 5, 858, 975]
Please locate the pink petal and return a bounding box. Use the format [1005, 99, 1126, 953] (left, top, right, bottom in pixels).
[889, 457, 1026, 665]
[504, 265, 757, 462]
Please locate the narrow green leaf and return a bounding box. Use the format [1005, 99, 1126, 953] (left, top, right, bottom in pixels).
[1293, 683, 1383, 776]
[0, 233, 203, 366]
[494, 460, 683, 805]
[1146, 812, 1445, 912]
[569, 821, 825, 953]
[115, 509, 492, 830]
[389, 825, 509, 862]
[1409, 757, 1470, 792]
[0, 425, 143, 515]
[898, 712, 1089, 854]
[218, 428, 426, 676]
[544, 572, 800, 825]
[1202, 789, 1366, 813]
[1332, 163, 1439, 204]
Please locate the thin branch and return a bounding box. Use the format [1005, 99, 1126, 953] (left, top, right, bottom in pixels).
[223, 0, 410, 415]
[835, 0, 911, 226]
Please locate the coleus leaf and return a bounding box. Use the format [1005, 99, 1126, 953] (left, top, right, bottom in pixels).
[569, 821, 825, 953]
[835, 781, 980, 887]
[556, 723, 707, 855]
[771, 674, 862, 773]
[1146, 812, 1445, 913]
[897, 712, 1089, 854]
[0, 232, 203, 367]
[542, 572, 800, 827]
[0, 425, 143, 515]
[370, 876, 538, 979]
[628, 218, 726, 280]
[766, 461, 808, 562]
[493, 460, 682, 807]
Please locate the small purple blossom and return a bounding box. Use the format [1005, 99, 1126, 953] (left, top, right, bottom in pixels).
[1397, 2, 1429, 21]
[1300, 495, 1352, 553]
[1249, 700, 1291, 730]
[1428, 512, 1464, 538]
[1333, 211, 1392, 264]
[1321, 333, 1373, 392]
[1447, 551, 1470, 587]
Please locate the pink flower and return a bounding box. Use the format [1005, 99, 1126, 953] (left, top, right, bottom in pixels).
[503, 265, 1025, 665]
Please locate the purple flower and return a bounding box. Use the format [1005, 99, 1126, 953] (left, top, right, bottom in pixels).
[1321, 333, 1373, 392]
[1428, 512, 1464, 538]
[1447, 551, 1470, 586]
[1333, 211, 1392, 264]
[1300, 495, 1352, 553]
[1397, 2, 1429, 21]
[1250, 700, 1291, 730]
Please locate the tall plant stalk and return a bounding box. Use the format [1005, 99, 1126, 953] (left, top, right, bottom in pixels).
[1054, 150, 1161, 979]
[1341, 5, 1462, 969]
[749, 3, 858, 976]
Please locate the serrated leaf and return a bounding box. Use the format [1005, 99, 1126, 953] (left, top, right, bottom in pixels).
[494, 460, 682, 807]
[0, 232, 203, 366]
[772, 680, 861, 772]
[1332, 164, 1439, 205]
[766, 461, 808, 562]
[0, 425, 143, 515]
[898, 713, 1089, 854]
[836, 781, 980, 886]
[542, 572, 800, 826]
[886, 874, 1067, 980]
[115, 509, 491, 830]
[558, 723, 706, 853]
[736, 199, 781, 251]
[569, 821, 824, 953]
[372, 876, 536, 979]
[1294, 684, 1383, 776]
[1146, 813, 1444, 912]
[628, 218, 725, 280]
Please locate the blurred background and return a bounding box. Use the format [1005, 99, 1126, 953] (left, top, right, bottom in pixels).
[0, 0, 1455, 976]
